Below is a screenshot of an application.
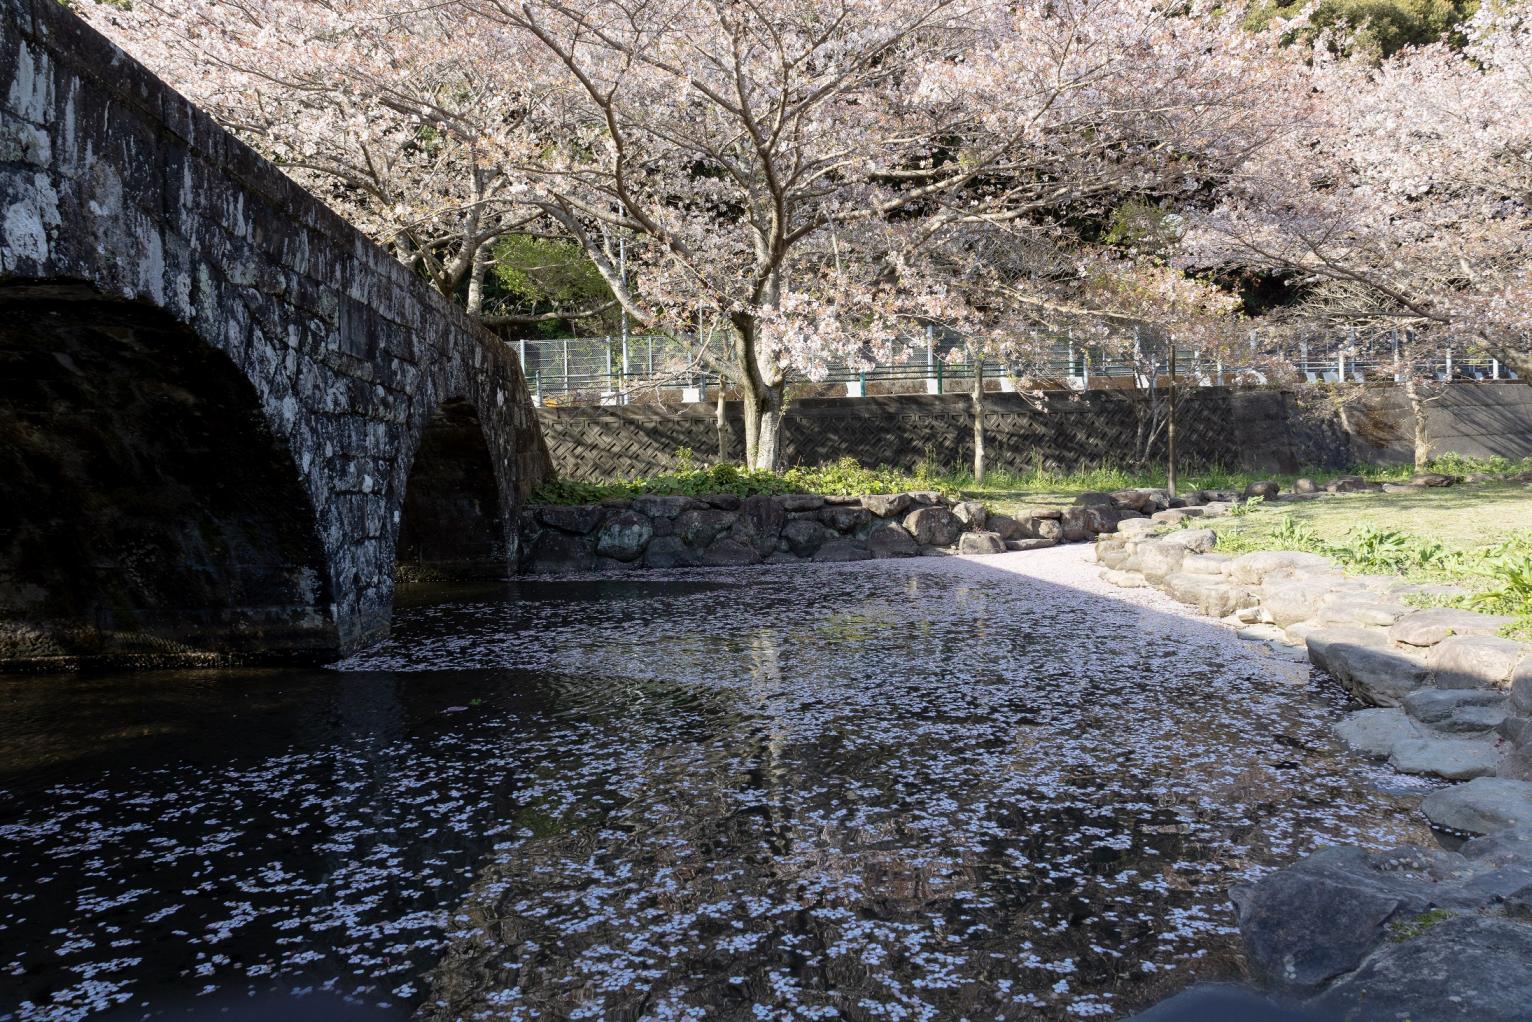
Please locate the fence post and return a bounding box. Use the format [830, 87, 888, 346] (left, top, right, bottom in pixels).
[518, 337, 527, 373]
[1300, 339, 1308, 376]
[534, 371, 542, 405]
[1493, 358, 1501, 380]
[562, 337, 571, 391]
[1445, 347, 1453, 379]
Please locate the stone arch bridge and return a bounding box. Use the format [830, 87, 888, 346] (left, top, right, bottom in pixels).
[0, 0, 553, 669]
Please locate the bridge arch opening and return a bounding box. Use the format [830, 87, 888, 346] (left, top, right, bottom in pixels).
[395, 398, 510, 582]
[0, 286, 338, 668]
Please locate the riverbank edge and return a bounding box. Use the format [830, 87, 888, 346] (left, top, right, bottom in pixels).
[1102, 516, 1532, 1020]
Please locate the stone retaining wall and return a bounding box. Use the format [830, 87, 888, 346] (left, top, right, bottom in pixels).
[1097, 489, 1532, 1022]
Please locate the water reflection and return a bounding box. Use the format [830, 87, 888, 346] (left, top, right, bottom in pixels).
[1, 562, 1433, 1021]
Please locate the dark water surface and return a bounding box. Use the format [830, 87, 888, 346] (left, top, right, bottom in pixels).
[1, 558, 1434, 1021]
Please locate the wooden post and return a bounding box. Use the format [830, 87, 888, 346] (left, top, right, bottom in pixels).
[1167, 343, 1179, 498]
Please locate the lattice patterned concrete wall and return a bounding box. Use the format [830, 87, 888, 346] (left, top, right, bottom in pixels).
[538, 389, 1264, 481]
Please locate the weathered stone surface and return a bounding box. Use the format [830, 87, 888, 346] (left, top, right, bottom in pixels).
[731, 495, 787, 556]
[952, 501, 988, 529]
[812, 539, 874, 562]
[1311, 916, 1532, 1022]
[907, 490, 944, 506]
[1392, 608, 1517, 648]
[860, 493, 914, 518]
[1101, 568, 1148, 588]
[866, 523, 920, 558]
[526, 531, 596, 574]
[1059, 507, 1094, 542]
[1316, 593, 1410, 629]
[1307, 628, 1430, 705]
[1160, 528, 1217, 554]
[1264, 577, 1346, 629]
[1327, 475, 1381, 493]
[1390, 735, 1502, 779]
[781, 518, 835, 558]
[1294, 477, 1320, 494]
[641, 535, 700, 569]
[1402, 689, 1509, 734]
[1115, 518, 1162, 539]
[1084, 506, 1141, 535]
[1164, 572, 1243, 617]
[1243, 480, 1280, 501]
[702, 493, 742, 510]
[1181, 552, 1232, 575]
[1024, 517, 1066, 543]
[1232, 845, 1433, 997]
[1228, 551, 1334, 585]
[594, 511, 653, 562]
[631, 495, 695, 519]
[1334, 707, 1421, 757]
[676, 508, 737, 547]
[1514, 657, 1532, 715]
[1072, 491, 1117, 507]
[1422, 777, 1532, 835]
[986, 513, 1024, 540]
[819, 504, 872, 533]
[1137, 542, 1187, 584]
[1430, 635, 1527, 690]
[958, 531, 1006, 555]
[1007, 538, 1058, 552]
[1411, 472, 1460, 487]
[903, 506, 964, 547]
[778, 493, 825, 512]
[537, 504, 605, 535]
[702, 537, 762, 567]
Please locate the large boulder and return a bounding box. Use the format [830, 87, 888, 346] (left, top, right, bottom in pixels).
[812, 539, 873, 562]
[1294, 478, 1320, 494]
[1392, 608, 1516, 648]
[1023, 517, 1065, 543]
[958, 531, 1006, 555]
[731, 495, 787, 556]
[1327, 475, 1381, 493]
[1431, 635, 1527, 690]
[1307, 628, 1430, 705]
[642, 535, 702, 569]
[866, 523, 920, 558]
[1072, 490, 1117, 507]
[1310, 916, 1532, 1022]
[952, 501, 988, 529]
[1161, 528, 1217, 554]
[526, 531, 596, 574]
[676, 508, 737, 547]
[631, 495, 695, 519]
[536, 503, 605, 535]
[780, 518, 835, 558]
[1231, 844, 1438, 997]
[903, 506, 965, 547]
[702, 537, 762, 566]
[1243, 480, 1281, 501]
[779, 493, 825, 512]
[1137, 541, 1188, 584]
[860, 493, 914, 518]
[819, 504, 872, 533]
[594, 510, 654, 562]
[1084, 506, 1141, 535]
[986, 513, 1024, 540]
[1059, 506, 1094, 542]
[1422, 777, 1532, 835]
[1334, 707, 1422, 757]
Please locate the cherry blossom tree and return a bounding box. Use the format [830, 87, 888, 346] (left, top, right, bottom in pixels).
[1181, 5, 1532, 389]
[466, 0, 1306, 469]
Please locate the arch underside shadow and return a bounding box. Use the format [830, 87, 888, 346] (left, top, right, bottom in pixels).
[0, 285, 338, 669]
[396, 398, 510, 583]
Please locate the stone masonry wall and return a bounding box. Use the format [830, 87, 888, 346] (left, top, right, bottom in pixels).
[0, 0, 552, 656]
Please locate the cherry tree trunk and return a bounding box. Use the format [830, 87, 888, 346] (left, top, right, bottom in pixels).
[754, 388, 786, 472]
[971, 359, 986, 484]
[1403, 377, 1432, 470]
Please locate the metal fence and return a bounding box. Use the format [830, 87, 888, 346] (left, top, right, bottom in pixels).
[514, 329, 1519, 406]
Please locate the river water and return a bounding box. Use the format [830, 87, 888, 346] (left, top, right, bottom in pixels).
[0, 550, 1435, 1021]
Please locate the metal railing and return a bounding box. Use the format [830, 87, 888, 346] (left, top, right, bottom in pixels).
[514, 330, 1518, 406]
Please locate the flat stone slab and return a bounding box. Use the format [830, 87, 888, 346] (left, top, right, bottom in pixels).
[1316, 593, 1410, 628]
[1430, 635, 1527, 690]
[1422, 777, 1532, 835]
[1101, 568, 1148, 588]
[1389, 735, 1501, 780]
[1228, 550, 1334, 585]
[1392, 607, 1516, 648]
[1307, 628, 1429, 706]
[1334, 708, 1421, 758]
[1401, 688, 1509, 734]
[1005, 537, 1057, 552]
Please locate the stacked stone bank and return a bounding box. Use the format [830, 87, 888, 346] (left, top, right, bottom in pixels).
[1103, 514, 1532, 1022]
